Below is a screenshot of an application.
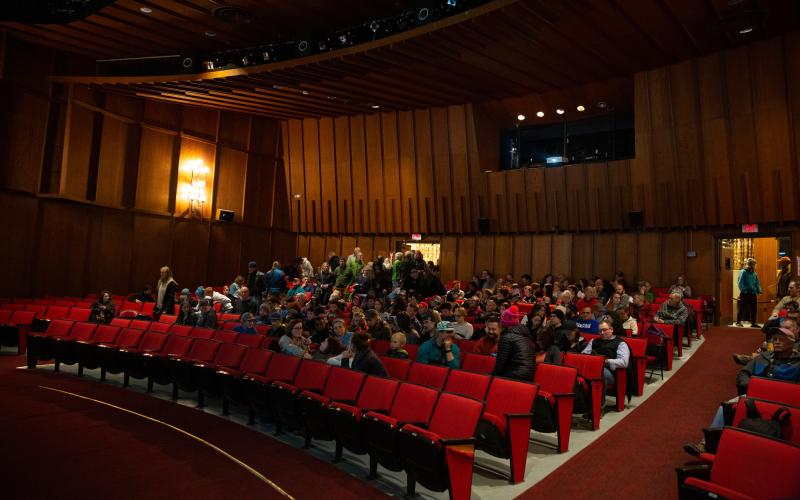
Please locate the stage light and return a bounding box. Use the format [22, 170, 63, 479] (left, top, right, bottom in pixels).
[297, 40, 309, 53]
[204, 60, 215, 70]
[139, 7, 152, 14]
[597, 101, 608, 109]
[418, 8, 430, 21]
[556, 108, 565, 115]
[338, 33, 348, 45]
[241, 55, 250, 66]
[204, 30, 216, 37]
[301, 90, 310, 95]
[517, 114, 526, 121]
[369, 20, 379, 32]
[739, 27, 753, 34]
[447, 0, 458, 6]
[318, 40, 327, 51]
[576, 105, 586, 112]
[536, 111, 545, 118]
[371, 105, 380, 109]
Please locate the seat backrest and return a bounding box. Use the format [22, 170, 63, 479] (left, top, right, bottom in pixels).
[0, 309, 12, 323]
[264, 353, 302, 382]
[45, 319, 75, 337]
[683, 299, 703, 311]
[191, 327, 216, 339]
[137, 331, 168, 352]
[159, 314, 177, 324]
[24, 304, 48, 315]
[162, 335, 194, 357]
[213, 330, 238, 343]
[405, 344, 419, 360]
[748, 377, 800, 407]
[389, 382, 439, 424]
[458, 339, 477, 354]
[75, 302, 93, 309]
[323, 366, 366, 402]
[67, 308, 91, 321]
[236, 334, 264, 348]
[732, 398, 800, 445]
[254, 325, 269, 336]
[428, 392, 485, 439]
[292, 359, 333, 391]
[110, 318, 131, 328]
[169, 324, 193, 336]
[710, 428, 800, 499]
[407, 362, 450, 389]
[223, 321, 241, 331]
[53, 300, 76, 307]
[213, 343, 247, 369]
[115, 328, 144, 349]
[10, 310, 37, 325]
[94, 325, 121, 345]
[626, 337, 647, 357]
[44, 306, 71, 320]
[4, 303, 24, 310]
[148, 322, 171, 333]
[220, 313, 240, 322]
[33, 299, 53, 305]
[140, 302, 155, 316]
[129, 319, 151, 330]
[12, 298, 32, 304]
[533, 363, 578, 393]
[444, 370, 491, 401]
[71, 322, 99, 342]
[186, 338, 220, 362]
[485, 377, 539, 419]
[380, 356, 412, 380]
[461, 353, 497, 374]
[239, 348, 273, 375]
[356, 375, 400, 411]
[372, 339, 390, 355]
[562, 353, 605, 379]
[120, 301, 143, 313]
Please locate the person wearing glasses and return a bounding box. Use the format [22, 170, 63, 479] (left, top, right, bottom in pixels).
[452, 307, 474, 339]
[233, 312, 257, 334]
[279, 319, 311, 359]
[582, 320, 630, 386]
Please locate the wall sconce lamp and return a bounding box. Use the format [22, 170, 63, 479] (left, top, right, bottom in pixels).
[183, 158, 209, 217]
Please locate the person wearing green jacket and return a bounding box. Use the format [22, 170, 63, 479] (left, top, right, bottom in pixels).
[736, 258, 762, 328]
[416, 321, 460, 369]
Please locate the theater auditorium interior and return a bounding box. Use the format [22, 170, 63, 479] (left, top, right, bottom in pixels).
[2, 1, 800, 499]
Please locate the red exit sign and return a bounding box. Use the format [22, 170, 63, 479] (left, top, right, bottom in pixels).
[411, 233, 422, 241]
[742, 224, 759, 234]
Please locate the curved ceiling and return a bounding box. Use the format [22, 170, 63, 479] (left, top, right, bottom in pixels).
[34, 0, 800, 120]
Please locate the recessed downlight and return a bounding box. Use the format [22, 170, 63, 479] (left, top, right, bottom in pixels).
[517, 114, 526, 121]
[739, 27, 753, 34]
[536, 111, 545, 118]
[139, 7, 153, 14]
[556, 108, 565, 115]
[576, 105, 586, 112]
[204, 30, 216, 37]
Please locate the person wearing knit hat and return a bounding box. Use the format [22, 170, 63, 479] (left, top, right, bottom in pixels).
[501, 305, 522, 328]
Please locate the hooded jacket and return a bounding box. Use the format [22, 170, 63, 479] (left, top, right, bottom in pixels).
[737, 350, 800, 395]
[492, 324, 535, 381]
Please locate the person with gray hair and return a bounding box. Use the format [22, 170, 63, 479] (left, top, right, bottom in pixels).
[654, 292, 689, 326]
[736, 258, 762, 328]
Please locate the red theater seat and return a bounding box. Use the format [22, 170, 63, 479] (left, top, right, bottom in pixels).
[44, 306, 70, 320]
[562, 353, 605, 430]
[220, 313, 241, 322]
[212, 329, 238, 344]
[119, 301, 143, 316]
[0, 310, 37, 354]
[372, 339, 390, 356]
[148, 322, 171, 333]
[626, 337, 648, 396]
[223, 321, 241, 331]
[190, 327, 215, 339]
[298, 367, 366, 447]
[96, 328, 144, 380]
[110, 318, 131, 328]
[158, 314, 177, 324]
[398, 392, 485, 500]
[405, 344, 419, 360]
[217, 348, 273, 421]
[444, 369, 491, 401]
[269, 359, 333, 434]
[243, 353, 302, 422]
[75, 324, 122, 375]
[406, 363, 450, 390]
[53, 300, 76, 307]
[26, 319, 76, 367]
[143, 335, 195, 392]
[380, 355, 412, 381]
[167, 338, 221, 399]
[457, 339, 477, 354]
[24, 304, 48, 316]
[531, 363, 578, 453]
[461, 353, 496, 374]
[169, 324, 192, 336]
[129, 319, 151, 330]
[193, 342, 248, 406]
[52, 322, 101, 371]
[67, 308, 91, 322]
[140, 302, 155, 318]
[746, 377, 800, 407]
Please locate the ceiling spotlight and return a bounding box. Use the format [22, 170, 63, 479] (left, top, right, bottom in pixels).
[272, 84, 282, 90]
[369, 20, 379, 32]
[139, 7, 153, 14]
[241, 56, 250, 66]
[597, 101, 608, 109]
[301, 90, 309, 95]
[556, 108, 565, 115]
[738, 27, 753, 34]
[327, 96, 336, 100]
[318, 40, 327, 51]
[293, 194, 302, 199]
[418, 7, 430, 21]
[371, 105, 380, 109]
[203, 60, 215, 71]
[576, 105, 586, 112]
[297, 40, 309, 52]
[517, 114, 526, 121]
[536, 111, 545, 118]
[483, 170, 492, 173]
[204, 30, 216, 37]
[261, 51, 270, 62]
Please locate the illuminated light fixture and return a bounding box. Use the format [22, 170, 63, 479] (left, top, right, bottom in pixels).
[597, 101, 608, 109]
[739, 27, 753, 34]
[517, 114, 526, 121]
[536, 111, 545, 118]
[204, 30, 216, 37]
[576, 105, 586, 112]
[556, 108, 565, 115]
[272, 84, 282, 90]
[301, 90, 310, 95]
[418, 7, 430, 21]
[371, 104, 380, 109]
[184, 159, 210, 217]
[327, 96, 336, 100]
[484, 169, 492, 173]
[204, 60, 215, 71]
[139, 7, 153, 14]
[241, 55, 250, 66]
[293, 194, 302, 199]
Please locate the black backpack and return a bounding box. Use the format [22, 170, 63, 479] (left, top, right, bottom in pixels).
[738, 398, 790, 439]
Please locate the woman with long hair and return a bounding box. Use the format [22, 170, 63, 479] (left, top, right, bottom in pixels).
[341, 332, 387, 377]
[279, 319, 311, 358]
[156, 266, 178, 318]
[90, 290, 116, 324]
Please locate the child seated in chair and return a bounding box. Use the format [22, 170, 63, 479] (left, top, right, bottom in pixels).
[385, 332, 409, 359]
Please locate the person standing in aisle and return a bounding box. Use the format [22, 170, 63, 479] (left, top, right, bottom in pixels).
[736, 258, 762, 328]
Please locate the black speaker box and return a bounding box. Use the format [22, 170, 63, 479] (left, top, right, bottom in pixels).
[477, 218, 490, 235]
[628, 211, 644, 229]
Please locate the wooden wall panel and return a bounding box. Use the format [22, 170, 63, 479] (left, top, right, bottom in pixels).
[1, 90, 49, 193]
[240, 227, 271, 273]
[250, 117, 280, 158]
[487, 173, 507, 233]
[551, 234, 572, 277]
[544, 168, 566, 231]
[493, 235, 513, 278]
[130, 215, 171, 290]
[144, 100, 180, 130]
[397, 111, 418, 233]
[448, 105, 471, 233]
[349, 115, 369, 233]
[308, 235, 326, 266]
[62, 103, 94, 199]
[506, 170, 528, 232]
[661, 232, 686, 285]
[439, 236, 458, 282]
[296, 234, 310, 260]
[333, 116, 353, 233]
[380, 113, 401, 233]
[215, 147, 247, 221]
[524, 168, 547, 232]
[318, 117, 338, 233]
[531, 234, 552, 281]
[685, 231, 715, 300]
[356, 235, 374, 263]
[364, 113, 384, 233]
[637, 233, 661, 283]
[431, 107, 453, 233]
[0, 192, 38, 297]
[413, 109, 435, 233]
[564, 164, 587, 231]
[243, 155, 277, 228]
[207, 223, 242, 286]
[592, 234, 615, 279]
[219, 111, 250, 150]
[572, 234, 594, 280]
[464, 104, 486, 233]
[302, 118, 322, 233]
[181, 106, 217, 140]
[171, 220, 210, 289]
[86, 210, 133, 295]
[95, 116, 128, 206]
[512, 235, 532, 279]
[286, 120, 306, 231]
[135, 128, 176, 213]
[474, 237, 494, 276]
[35, 201, 91, 296]
[456, 236, 475, 282]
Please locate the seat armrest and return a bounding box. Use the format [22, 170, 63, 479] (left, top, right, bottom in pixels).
[399, 421, 428, 429]
[441, 437, 477, 447]
[506, 413, 533, 420]
[701, 427, 723, 454]
[675, 464, 711, 489]
[552, 392, 576, 399]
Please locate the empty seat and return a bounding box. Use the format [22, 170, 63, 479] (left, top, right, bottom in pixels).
[212, 330, 238, 344]
[562, 353, 605, 430]
[443, 369, 491, 401]
[223, 321, 241, 331]
[44, 306, 71, 320]
[476, 378, 539, 483]
[3, 303, 25, 311]
[372, 339, 390, 355]
[26, 319, 75, 367]
[0, 310, 38, 354]
[129, 319, 151, 330]
[75, 324, 122, 375]
[148, 322, 171, 333]
[167, 338, 221, 399]
[75, 302, 93, 309]
[362, 383, 440, 478]
[747, 377, 800, 407]
[461, 353, 496, 374]
[242, 353, 302, 422]
[67, 308, 91, 322]
[217, 348, 274, 420]
[143, 335, 195, 392]
[52, 323, 104, 371]
[32, 299, 53, 306]
[298, 367, 366, 447]
[328, 376, 401, 461]
[380, 355, 412, 381]
[236, 334, 264, 349]
[220, 313, 241, 322]
[24, 304, 48, 316]
[269, 360, 333, 434]
[193, 342, 248, 406]
[110, 318, 131, 328]
[625, 337, 648, 396]
[119, 301, 143, 315]
[406, 363, 450, 390]
[169, 324, 193, 336]
[140, 302, 155, 318]
[531, 363, 578, 453]
[0, 309, 12, 323]
[405, 344, 419, 360]
[159, 314, 177, 324]
[397, 392, 485, 500]
[53, 300, 76, 307]
[96, 328, 144, 380]
[119, 331, 168, 386]
[190, 327, 215, 339]
[457, 339, 477, 354]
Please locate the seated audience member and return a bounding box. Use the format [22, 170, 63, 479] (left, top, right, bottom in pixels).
[233, 312, 257, 334]
[127, 285, 154, 303]
[617, 307, 637, 336]
[417, 321, 460, 368]
[446, 280, 465, 302]
[452, 307, 474, 339]
[669, 275, 692, 298]
[279, 319, 311, 359]
[582, 320, 630, 386]
[392, 312, 420, 345]
[535, 328, 562, 365]
[90, 291, 116, 324]
[341, 332, 387, 377]
[195, 299, 218, 329]
[309, 315, 331, 344]
[229, 275, 245, 299]
[268, 311, 286, 338]
[639, 280, 655, 303]
[559, 323, 587, 353]
[321, 318, 353, 365]
[631, 292, 654, 321]
[770, 280, 800, 319]
[197, 286, 233, 313]
[416, 313, 437, 345]
[286, 278, 306, 299]
[365, 309, 391, 340]
[684, 326, 800, 457]
[576, 307, 599, 333]
[178, 288, 197, 308]
[473, 316, 501, 355]
[232, 286, 258, 315]
[576, 286, 598, 312]
[176, 299, 197, 326]
[492, 323, 535, 381]
[605, 292, 626, 314]
[386, 332, 409, 359]
[653, 292, 688, 326]
[255, 303, 272, 325]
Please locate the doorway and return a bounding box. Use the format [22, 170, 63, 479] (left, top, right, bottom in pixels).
[718, 236, 791, 327]
[397, 241, 441, 266]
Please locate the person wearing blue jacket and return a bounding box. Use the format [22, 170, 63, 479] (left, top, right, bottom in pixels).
[737, 258, 762, 328]
[264, 261, 287, 297]
[417, 321, 460, 369]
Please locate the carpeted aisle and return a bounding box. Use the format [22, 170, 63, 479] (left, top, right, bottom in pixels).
[517, 326, 763, 500]
[0, 354, 387, 500]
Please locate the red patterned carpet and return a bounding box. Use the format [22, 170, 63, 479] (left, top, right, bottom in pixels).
[0, 353, 387, 500]
[517, 326, 763, 499]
